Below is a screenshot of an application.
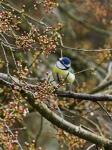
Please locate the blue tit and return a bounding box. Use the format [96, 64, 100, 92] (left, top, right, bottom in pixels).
[52, 57, 75, 84]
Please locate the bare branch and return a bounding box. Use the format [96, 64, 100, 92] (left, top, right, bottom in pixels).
[24, 91, 112, 147]
[0, 72, 112, 146]
[1, 73, 112, 102]
[56, 91, 112, 102]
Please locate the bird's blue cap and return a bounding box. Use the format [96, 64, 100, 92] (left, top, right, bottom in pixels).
[59, 57, 71, 69]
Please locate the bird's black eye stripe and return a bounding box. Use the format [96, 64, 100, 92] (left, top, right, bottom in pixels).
[58, 59, 69, 70]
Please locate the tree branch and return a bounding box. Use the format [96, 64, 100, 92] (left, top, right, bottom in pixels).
[56, 91, 112, 102]
[0, 72, 112, 147]
[22, 90, 112, 147]
[1, 73, 112, 102]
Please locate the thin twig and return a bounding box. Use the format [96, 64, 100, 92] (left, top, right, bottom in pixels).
[1, 43, 10, 75]
[4, 123, 23, 150]
[86, 144, 96, 150]
[96, 101, 112, 122]
[0, 33, 18, 70]
[59, 33, 112, 52]
[28, 51, 43, 68]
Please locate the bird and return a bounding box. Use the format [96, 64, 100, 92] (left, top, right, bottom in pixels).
[52, 57, 75, 84]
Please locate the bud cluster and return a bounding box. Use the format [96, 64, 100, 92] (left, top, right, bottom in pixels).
[0, 10, 20, 33]
[57, 129, 86, 150]
[16, 33, 36, 50]
[34, 80, 58, 110]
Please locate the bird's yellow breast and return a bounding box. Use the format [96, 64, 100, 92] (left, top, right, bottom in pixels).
[52, 66, 75, 83]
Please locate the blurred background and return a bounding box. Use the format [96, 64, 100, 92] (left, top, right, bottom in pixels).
[0, 0, 112, 149]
